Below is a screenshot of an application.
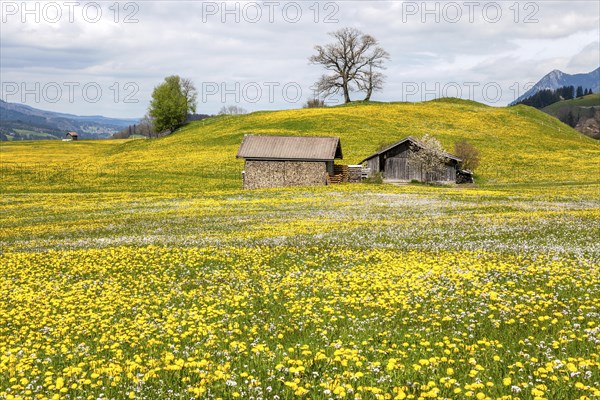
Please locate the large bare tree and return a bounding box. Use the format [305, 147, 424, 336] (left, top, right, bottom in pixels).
[309, 28, 389, 103]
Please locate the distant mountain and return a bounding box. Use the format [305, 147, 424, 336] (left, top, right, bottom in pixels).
[510, 67, 600, 105]
[0, 100, 139, 141]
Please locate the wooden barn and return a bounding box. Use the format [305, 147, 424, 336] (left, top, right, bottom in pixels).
[65, 132, 78, 140]
[236, 135, 343, 189]
[361, 136, 461, 183]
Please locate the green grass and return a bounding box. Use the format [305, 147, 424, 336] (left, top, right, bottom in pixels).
[1, 99, 598, 193]
[12, 129, 59, 139]
[1, 184, 599, 399]
[1, 100, 599, 399]
[542, 93, 600, 113]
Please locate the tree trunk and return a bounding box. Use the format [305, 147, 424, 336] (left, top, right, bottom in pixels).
[342, 76, 351, 103]
[343, 86, 351, 103]
[364, 86, 372, 101]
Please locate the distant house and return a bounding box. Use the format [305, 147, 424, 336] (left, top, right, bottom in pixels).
[236, 134, 343, 189]
[361, 136, 461, 183]
[65, 132, 78, 140]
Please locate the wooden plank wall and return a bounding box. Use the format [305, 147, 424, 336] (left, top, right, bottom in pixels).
[384, 156, 456, 182]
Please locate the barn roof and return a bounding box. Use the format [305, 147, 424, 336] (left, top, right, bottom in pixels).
[66, 132, 78, 136]
[360, 136, 461, 164]
[236, 135, 343, 161]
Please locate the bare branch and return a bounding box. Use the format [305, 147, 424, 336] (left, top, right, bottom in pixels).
[309, 28, 389, 103]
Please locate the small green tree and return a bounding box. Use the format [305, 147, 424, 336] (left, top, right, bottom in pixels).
[454, 140, 480, 171]
[148, 75, 197, 134]
[564, 111, 577, 127]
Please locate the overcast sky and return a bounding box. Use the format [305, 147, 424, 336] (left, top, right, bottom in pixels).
[1, 0, 598, 118]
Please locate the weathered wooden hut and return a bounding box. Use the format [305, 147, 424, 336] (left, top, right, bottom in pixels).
[65, 132, 78, 140]
[236, 135, 343, 189]
[361, 136, 461, 183]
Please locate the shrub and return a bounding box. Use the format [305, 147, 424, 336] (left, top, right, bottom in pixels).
[454, 140, 480, 171]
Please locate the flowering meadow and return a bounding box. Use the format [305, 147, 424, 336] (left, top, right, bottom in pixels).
[1, 100, 600, 399]
[2, 184, 599, 400]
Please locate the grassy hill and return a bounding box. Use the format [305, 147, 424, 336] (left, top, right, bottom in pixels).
[1, 98, 599, 192]
[542, 93, 600, 113]
[542, 94, 600, 139]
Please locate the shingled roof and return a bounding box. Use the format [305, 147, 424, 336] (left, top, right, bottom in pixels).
[360, 136, 461, 164]
[236, 135, 343, 161]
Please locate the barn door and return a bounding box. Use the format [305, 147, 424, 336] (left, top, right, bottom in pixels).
[384, 157, 408, 180]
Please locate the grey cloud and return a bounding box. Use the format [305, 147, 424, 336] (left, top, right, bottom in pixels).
[567, 41, 600, 70]
[1, 0, 598, 116]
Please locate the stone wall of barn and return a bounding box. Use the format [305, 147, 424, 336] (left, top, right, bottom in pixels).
[243, 160, 328, 189]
